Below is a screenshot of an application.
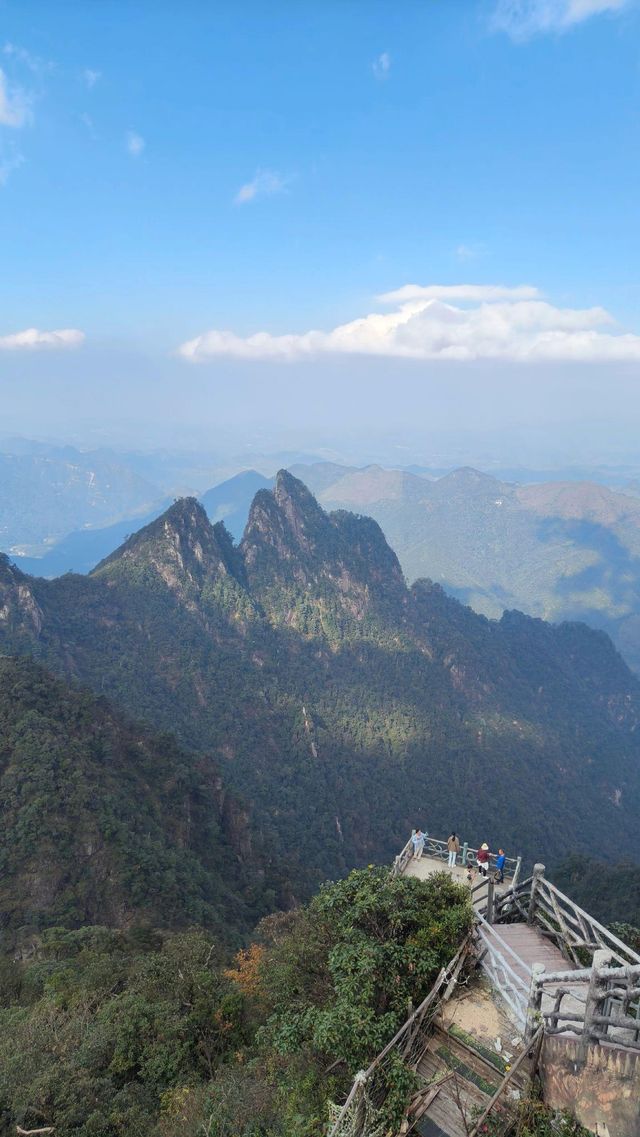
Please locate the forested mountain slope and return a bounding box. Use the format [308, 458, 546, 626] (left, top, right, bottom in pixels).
[295, 462, 640, 675]
[0, 656, 278, 948]
[1, 471, 639, 892]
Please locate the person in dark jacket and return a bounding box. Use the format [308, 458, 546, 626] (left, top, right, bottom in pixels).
[477, 843, 490, 879]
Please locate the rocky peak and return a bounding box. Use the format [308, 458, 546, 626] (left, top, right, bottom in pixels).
[241, 470, 332, 569]
[93, 497, 246, 592]
[241, 471, 406, 625]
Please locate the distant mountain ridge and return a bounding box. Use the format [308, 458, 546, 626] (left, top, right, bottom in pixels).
[1, 471, 640, 890]
[0, 444, 165, 555]
[8, 456, 640, 675]
[291, 462, 640, 675]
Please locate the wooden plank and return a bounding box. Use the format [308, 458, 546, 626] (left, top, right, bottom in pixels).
[467, 1026, 543, 1137]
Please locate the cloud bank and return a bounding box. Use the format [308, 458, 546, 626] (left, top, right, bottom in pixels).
[493, 0, 630, 39]
[0, 328, 85, 351]
[177, 284, 640, 364]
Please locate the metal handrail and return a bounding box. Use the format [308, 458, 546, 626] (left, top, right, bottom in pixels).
[401, 831, 521, 879]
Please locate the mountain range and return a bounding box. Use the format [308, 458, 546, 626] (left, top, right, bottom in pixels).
[1, 470, 640, 898]
[302, 462, 640, 674]
[10, 455, 640, 676]
[0, 441, 165, 556]
[197, 461, 640, 676]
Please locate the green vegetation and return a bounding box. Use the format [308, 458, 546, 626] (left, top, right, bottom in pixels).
[0, 926, 247, 1137]
[448, 1023, 508, 1072]
[0, 656, 276, 949]
[512, 1093, 592, 1137]
[0, 869, 472, 1137]
[2, 471, 640, 899]
[0, 473, 632, 1136]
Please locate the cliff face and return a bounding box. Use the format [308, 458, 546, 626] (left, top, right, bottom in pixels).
[241, 470, 406, 630]
[1, 472, 640, 889]
[0, 555, 44, 636]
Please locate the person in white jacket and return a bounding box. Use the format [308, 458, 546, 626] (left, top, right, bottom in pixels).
[411, 828, 426, 859]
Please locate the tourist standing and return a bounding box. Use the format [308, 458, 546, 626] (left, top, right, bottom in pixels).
[495, 848, 506, 883]
[412, 828, 426, 860]
[447, 832, 460, 868]
[477, 843, 490, 878]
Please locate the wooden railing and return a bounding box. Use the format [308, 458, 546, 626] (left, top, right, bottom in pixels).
[486, 863, 640, 1053]
[528, 951, 640, 1053]
[391, 835, 414, 877]
[494, 863, 640, 969]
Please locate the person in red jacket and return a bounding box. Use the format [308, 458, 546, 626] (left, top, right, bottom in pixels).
[477, 843, 490, 879]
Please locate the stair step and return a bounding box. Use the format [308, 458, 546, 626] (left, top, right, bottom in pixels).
[436, 1023, 531, 1090]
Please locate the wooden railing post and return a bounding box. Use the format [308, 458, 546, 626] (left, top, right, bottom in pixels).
[578, 949, 612, 1064]
[462, 841, 468, 869]
[527, 863, 545, 926]
[512, 855, 522, 889]
[486, 876, 495, 925]
[525, 962, 545, 1044]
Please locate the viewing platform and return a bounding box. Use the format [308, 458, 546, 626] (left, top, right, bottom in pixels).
[393, 833, 520, 912]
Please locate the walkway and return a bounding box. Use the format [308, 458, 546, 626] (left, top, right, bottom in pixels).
[404, 851, 509, 913]
[330, 838, 640, 1137]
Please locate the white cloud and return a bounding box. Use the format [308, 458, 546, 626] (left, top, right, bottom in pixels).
[176, 284, 640, 364]
[0, 67, 31, 128]
[372, 51, 391, 80]
[493, 0, 630, 39]
[234, 168, 289, 205]
[0, 327, 85, 351]
[126, 130, 145, 157]
[83, 68, 101, 88]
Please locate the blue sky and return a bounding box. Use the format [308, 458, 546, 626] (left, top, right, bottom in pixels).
[1, 0, 639, 456]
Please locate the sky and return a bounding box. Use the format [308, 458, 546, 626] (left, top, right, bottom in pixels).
[1, 0, 639, 463]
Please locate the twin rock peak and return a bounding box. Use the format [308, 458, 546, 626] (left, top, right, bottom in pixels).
[95, 469, 406, 609]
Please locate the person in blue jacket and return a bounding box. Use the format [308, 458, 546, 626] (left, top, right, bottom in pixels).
[495, 848, 506, 883]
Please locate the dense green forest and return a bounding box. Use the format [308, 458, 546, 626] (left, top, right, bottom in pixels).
[2, 471, 640, 896]
[0, 656, 281, 950]
[0, 869, 472, 1137]
[553, 854, 640, 938]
